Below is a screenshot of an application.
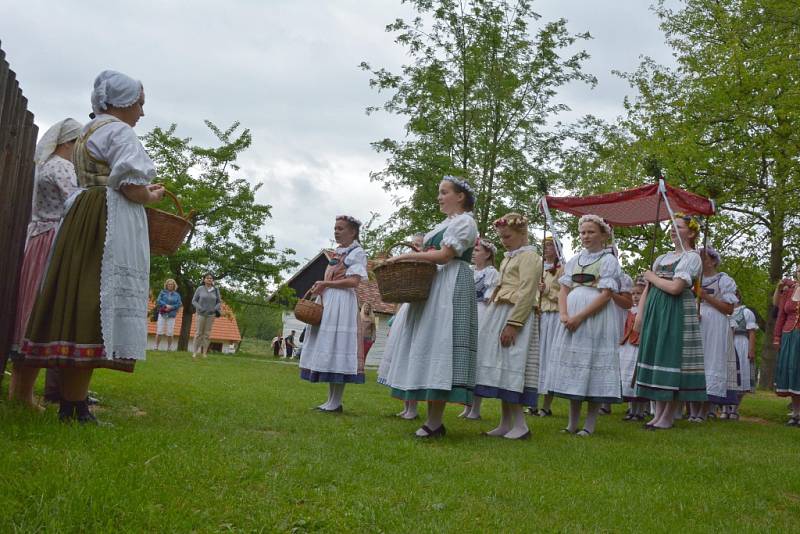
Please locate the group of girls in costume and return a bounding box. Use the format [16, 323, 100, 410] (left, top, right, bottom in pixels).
[11, 70, 165, 423]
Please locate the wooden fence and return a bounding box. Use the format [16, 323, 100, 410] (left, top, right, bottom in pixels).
[0, 41, 38, 383]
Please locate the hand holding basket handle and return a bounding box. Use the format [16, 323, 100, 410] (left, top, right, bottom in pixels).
[295, 289, 324, 326]
[146, 187, 196, 256]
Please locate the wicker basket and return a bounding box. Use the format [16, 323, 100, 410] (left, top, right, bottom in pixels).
[146, 188, 195, 256]
[294, 290, 323, 326]
[373, 242, 437, 303]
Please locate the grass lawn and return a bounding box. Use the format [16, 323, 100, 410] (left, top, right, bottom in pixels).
[2, 351, 799, 533]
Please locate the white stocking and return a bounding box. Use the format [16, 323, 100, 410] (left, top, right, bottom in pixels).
[486, 401, 513, 436]
[416, 401, 445, 436]
[504, 403, 530, 439]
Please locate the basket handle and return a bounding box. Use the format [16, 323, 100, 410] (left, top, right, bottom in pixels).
[161, 187, 196, 221]
[380, 241, 421, 259]
[302, 288, 323, 305]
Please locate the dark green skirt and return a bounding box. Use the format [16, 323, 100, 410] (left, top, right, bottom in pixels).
[634, 286, 706, 401]
[20, 187, 135, 372]
[775, 330, 800, 396]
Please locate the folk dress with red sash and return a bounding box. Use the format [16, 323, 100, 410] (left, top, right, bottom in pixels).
[299, 242, 368, 383]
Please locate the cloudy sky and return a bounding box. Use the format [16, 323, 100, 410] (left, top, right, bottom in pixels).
[2, 0, 676, 268]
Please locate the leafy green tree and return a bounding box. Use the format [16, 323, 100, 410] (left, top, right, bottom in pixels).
[144, 121, 297, 350]
[561, 0, 800, 386]
[361, 0, 594, 242]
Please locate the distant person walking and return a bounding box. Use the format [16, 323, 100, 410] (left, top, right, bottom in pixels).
[272, 334, 284, 357]
[285, 330, 296, 359]
[155, 279, 182, 350]
[192, 273, 221, 359]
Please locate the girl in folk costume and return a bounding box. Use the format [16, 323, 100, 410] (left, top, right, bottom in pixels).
[8, 118, 82, 409]
[377, 233, 424, 420]
[473, 213, 543, 439]
[535, 236, 563, 418]
[384, 176, 479, 438]
[633, 214, 706, 430]
[20, 71, 165, 423]
[459, 236, 499, 419]
[619, 276, 648, 421]
[545, 214, 622, 437]
[773, 262, 800, 426]
[725, 290, 758, 420]
[695, 246, 738, 421]
[299, 215, 368, 412]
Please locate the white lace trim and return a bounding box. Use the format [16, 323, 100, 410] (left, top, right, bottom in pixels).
[116, 174, 152, 189]
[99, 188, 116, 360]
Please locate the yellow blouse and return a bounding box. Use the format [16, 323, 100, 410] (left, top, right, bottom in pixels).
[540, 265, 563, 313]
[492, 248, 543, 327]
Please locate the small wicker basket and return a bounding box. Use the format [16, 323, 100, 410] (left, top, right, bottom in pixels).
[146, 188, 195, 256]
[294, 289, 324, 326]
[373, 242, 437, 303]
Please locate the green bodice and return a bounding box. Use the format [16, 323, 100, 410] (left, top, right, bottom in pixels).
[425, 229, 473, 263]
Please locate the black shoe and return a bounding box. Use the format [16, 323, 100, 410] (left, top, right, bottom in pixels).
[318, 405, 343, 413]
[58, 400, 75, 423]
[415, 424, 446, 438]
[74, 400, 98, 425]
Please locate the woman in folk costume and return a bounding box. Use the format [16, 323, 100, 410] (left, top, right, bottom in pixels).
[459, 236, 499, 420]
[619, 276, 648, 421]
[545, 214, 622, 437]
[361, 303, 377, 357]
[633, 214, 706, 430]
[773, 262, 800, 426]
[299, 215, 368, 412]
[20, 71, 165, 423]
[384, 176, 479, 438]
[473, 213, 542, 439]
[725, 290, 758, 420]
[8, 118, 82, 409]
[694, 246, 738, 422]
[535, 236, 563, 418]
[377, 233, 424, 420]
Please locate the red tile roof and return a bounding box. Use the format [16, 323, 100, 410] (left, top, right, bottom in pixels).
[147, 300, 242, 342]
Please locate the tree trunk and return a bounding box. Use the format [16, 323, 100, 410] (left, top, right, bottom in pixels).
[178, 285, 195, 352]
[759, 209, 785, 389]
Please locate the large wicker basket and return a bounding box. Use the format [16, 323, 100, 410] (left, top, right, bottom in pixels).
[294, 290, 323, 326]
[146, 188, 195, 256]
[373, 242, 437, 303]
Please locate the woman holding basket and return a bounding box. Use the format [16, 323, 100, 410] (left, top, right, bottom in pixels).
[383, 176, 479, 438]
[20, 70, 165, 424]
[299, 215, 368, 412]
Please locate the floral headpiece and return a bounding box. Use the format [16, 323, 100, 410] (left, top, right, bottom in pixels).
[336, 215, 362, 227]
[634, 274, 647, 286]
[476, 237, 497, 256]
[578, 214, 612, 236]
[494, 213, 529, 229]
[442, 175, 475, 197]
[673, 212, 701, 234]
[699, 246, 721, 266]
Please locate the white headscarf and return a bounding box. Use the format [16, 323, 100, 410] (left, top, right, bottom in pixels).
[90, 70, 142, 114]
[34, 118, 82, 166]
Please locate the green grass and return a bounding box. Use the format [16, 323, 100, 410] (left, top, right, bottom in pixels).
[2, 352, 800, 533]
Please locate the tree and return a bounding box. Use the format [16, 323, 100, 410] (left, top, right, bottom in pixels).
[561, 0, 800, 386]
[361, 0, 595, 243]
[144, 121, 298, 350]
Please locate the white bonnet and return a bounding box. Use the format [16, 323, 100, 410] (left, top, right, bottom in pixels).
[90, 70, 143, 114]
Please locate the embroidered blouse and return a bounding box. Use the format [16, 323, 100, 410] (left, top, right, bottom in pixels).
[28, 155, 79, 238]
[492, 247, 543, 327]
[559, 249, 621, 292]
[652, 251, 702, 286]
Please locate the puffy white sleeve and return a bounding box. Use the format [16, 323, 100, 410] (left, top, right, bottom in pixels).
[674, 251, 702, 285]
[744, 308, 758, 330]
[718, 273, 739, 304]
[441, 214, 478, 256]
[344, 246, 368, 280]
[558, 255, 577, 288]
[598, 254, 621, 291]
[93, 122, 156, 189]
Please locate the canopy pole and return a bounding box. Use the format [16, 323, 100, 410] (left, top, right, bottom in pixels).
[647, 192, 663, 267]
[539, 196, 563, 264]
[538, 216, 547, 311]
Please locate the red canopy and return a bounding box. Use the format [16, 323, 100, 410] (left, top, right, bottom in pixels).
[543, 181, 715, 227]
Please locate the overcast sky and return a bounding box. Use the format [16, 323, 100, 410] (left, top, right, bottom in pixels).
[1, 0, 676, 268]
